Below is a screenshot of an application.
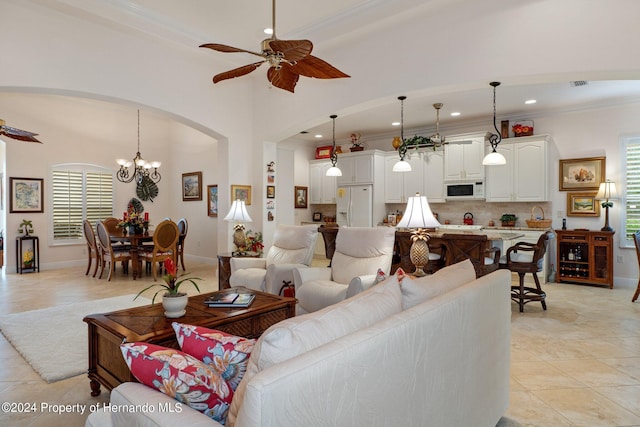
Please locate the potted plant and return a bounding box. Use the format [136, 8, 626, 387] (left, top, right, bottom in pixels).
[245, 229, 264, 255]
[135, 259, 202, 318]
[500, 214, 518, 227]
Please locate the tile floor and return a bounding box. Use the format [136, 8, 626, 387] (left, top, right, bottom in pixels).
[0, 260, 639, 426]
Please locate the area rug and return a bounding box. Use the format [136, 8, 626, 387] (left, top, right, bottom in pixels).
[0, 294, 150, 383]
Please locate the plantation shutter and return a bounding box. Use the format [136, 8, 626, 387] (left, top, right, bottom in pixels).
[625, 137, 640, 243]
[51, 166, 114, 242]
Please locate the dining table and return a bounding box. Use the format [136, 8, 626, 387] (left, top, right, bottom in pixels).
[109, 231, 153, 280]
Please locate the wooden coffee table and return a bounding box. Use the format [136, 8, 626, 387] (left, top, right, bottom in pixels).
[83, 288, 296, 396]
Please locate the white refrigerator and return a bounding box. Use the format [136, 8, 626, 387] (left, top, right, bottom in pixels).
[336, 185, 373, 227]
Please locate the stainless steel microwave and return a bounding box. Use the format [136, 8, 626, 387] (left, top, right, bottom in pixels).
[445, 181, 485, 200]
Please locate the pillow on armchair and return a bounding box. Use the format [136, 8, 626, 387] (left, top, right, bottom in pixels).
[230, 224, 318, 293]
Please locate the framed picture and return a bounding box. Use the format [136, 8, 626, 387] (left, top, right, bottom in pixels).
[182, 171, 203, 201]
[266, 200, 275, 210]
[266, 185, 275, 199]
[559, 156, 605, 191]
[267, 174, 275, 183]
[207, 185, 218, 217]
[295, 186, 308, 209]
[231, 184, 252, 205]
[567, 192, 600, 217]
[10, 177, 43, 213]
[315, 145, 342, 159]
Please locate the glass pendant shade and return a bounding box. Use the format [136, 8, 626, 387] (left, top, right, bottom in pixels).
[482, 150, 507, 165]
[326, 166, 342, 176]
[393, 159, 412, 172]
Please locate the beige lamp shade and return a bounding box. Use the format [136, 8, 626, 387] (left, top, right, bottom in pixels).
[224, 199, 252, 223]
[396, 194, 441, 228]
[595, 180, 618, 200]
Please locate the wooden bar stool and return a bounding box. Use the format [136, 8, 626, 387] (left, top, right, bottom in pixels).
[632, 231, 640, 302]
[499, 231, 554, 312]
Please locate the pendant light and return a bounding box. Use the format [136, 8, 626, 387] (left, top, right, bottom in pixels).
[326, 114, 342, 176]
[430, 103, 445, 146]
[482, 81, 507, 166]
[393, 96, 412, 172]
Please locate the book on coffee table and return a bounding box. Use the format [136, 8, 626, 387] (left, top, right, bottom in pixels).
[205, 292, 255, 308]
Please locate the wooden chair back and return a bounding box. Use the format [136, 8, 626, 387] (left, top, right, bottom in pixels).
[102, 217, 120, 235]
[442, 233, 500, 277]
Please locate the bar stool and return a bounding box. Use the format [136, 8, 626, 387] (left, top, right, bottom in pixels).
[499, 231, 554, 312]
[632, 231, 640, 302]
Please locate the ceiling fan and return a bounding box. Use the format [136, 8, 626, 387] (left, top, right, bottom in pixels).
[0, 119, 41, 143]
[199, 0, 350, 93]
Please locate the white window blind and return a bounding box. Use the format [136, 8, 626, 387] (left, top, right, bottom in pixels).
[623, 136, 640, 247]
[51, 165, 113, 243]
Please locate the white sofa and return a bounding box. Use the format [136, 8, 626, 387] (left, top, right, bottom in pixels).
[86, 260, 511, 427]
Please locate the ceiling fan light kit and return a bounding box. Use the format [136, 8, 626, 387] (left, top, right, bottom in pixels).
[200, 0, 349, 93]
[482, 81, 507, 166]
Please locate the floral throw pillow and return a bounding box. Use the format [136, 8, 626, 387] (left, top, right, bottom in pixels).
[172, 323, 255, 391]
[120, 342, 233, 424]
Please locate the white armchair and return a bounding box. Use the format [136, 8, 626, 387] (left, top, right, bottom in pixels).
[294, 226, 396, 314]
[229, 224, 318, 294]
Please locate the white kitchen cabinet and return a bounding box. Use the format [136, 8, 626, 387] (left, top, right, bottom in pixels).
[485, 135, 550, 202]
[443, 133, 487, 181]
[309, 160, 337, 204]
[336, 152, 375, 185]
[384, 152, 423, 203]
[423, 149, 445, 202]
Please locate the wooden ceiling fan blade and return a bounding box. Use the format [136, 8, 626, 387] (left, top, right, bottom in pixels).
[267, 65, 299, 93]
[268, 39, 313, 61]
[213, 62, 264, 84]
[0, 126, 41, 143]
[291, 55, 350, 79]
[200, 43, 265, 58]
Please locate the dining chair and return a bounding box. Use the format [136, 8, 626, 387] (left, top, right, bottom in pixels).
[442, 234, 500, 278]
[632, 231, 640, 302]
[139, 219, 180, 281]
[176, 217, 188, 271]
[96, 220, 131, 281]
[83, 220, 100, 277]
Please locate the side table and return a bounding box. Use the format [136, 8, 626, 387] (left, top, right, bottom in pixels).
[217, 251, 261, 289]
[16, 235, 40, 274]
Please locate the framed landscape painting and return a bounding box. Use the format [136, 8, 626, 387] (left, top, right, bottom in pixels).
[10, 177, 43, 213]
[295, 186, 308, 209]
[207, 185, 218, 217]
[182, 172, 203, 201]
[567, 192, 600, 217]
[231, 184, 251, 205]
[559, 157, 605, 191]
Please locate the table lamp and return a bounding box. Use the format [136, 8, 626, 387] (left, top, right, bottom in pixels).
[595, 180, 618, 232]
[224, 199, 253, 254]
[396, 193, 441, 276]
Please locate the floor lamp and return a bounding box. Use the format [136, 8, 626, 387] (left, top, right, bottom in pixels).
[396, 193, 441, 276]
[595, 180, 618, 232]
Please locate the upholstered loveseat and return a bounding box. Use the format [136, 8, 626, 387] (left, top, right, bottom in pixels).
[86, 260, 511, 427]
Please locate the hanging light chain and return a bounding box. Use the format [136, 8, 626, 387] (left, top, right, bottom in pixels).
[488, 81, 502, 152]
[329, 114, 338, 167]
[398, 96, 408, 161]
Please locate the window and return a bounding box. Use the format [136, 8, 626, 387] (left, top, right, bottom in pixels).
[622, 136, 640, 248]
[51, 164, 114, 244]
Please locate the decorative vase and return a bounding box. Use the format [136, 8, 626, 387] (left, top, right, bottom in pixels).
[162, 293, 188, 318]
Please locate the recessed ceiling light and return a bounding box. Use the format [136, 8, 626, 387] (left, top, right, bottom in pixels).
[264, 28, 273, 35]
[450, 112, 461, 116]
[315, 134, 322, 138]
[391, 121, 400, 126]
[525, 99, 537, 105]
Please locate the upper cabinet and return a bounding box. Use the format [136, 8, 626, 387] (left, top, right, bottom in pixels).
[485, 134, 551, 202]
[336, 151, 376, 185]
[309, 160, 337, 204]
[384, 152, 423, 203]
[423, 149, 445, 203]
[443, 132, 489, 181]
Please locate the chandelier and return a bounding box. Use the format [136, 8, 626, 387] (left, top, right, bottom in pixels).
[116, 110, 161, 184]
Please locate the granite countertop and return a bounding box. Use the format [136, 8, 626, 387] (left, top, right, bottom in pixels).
[483, 226, 552, 231]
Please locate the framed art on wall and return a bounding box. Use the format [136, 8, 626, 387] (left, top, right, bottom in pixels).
[266, 185, 275, 199]
[295, 186, 308, 209]
[10, 177, 44, 213]
[207, 185, 218, 217]
[231, 184, 252, 205]
[567, 192, 600, 217]
[182, 171, 203, 201]
[559, 157, 605, 191]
